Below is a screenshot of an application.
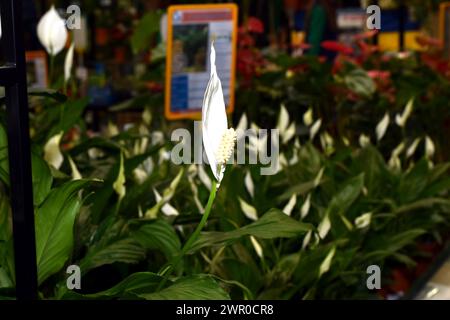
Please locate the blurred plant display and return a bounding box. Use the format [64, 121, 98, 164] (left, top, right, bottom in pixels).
[0, 10, 449, 301]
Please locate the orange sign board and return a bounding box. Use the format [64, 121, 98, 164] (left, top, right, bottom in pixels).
[165, 4, 238, 120]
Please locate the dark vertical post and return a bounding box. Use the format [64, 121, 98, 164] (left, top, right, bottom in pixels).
[373, 0, 379, 46]
[0, 0, 38, 300]
[398, 1, 406, 51]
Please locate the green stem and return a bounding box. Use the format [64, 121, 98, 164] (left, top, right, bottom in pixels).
[49, 55, 55, 87]
[157, 180, 217, 290]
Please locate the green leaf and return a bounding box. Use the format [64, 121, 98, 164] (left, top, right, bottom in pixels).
[131, 11, 162, 54]
[364, 229, 426, 261]
[344, 69, 376, 98]
[0, 124, 9, 186]
[28, 89, 68, 103]
[132, 220, 181, 261]
[31, 152, 53, 206]
[48, 98, 89, 138]
[61, 272, 164, 300]
[352, 146, 389, 195]
[138, 275, 230, 300]
[190, 209, 313, 252]
[328, 174, 365, 216]
[394, 198, 450, 214]
[79, 238, 146, 273]
[0, 193, 10, 242]
[35, 179, 91, 285]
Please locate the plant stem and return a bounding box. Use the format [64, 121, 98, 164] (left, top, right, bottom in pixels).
[157, 180, 217, 290]
[49, 55, 55, 87]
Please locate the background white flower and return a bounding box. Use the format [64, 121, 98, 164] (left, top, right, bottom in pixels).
[37, 6, 68, 56]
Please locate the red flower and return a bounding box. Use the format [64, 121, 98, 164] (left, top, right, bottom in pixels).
[353, 30, 378, 41]
[367, 70, 391, 82]
[146, 81, 163, 93]
[321, 41, 354, 55]
[246, 17, 264, 34]
[415, 35, 443, 48]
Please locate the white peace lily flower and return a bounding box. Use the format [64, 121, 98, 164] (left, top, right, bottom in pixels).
[279, 153, 288, 167]
[319, 246, 336, 277]
[113, 153, 126, 200]
[289, 151, 299, 166]
[395, 98, 414, 128]
[314, 167, 325, 187]
[202, 43, 236, 187]
[277, 105, 296, 144]
[244, 171, 255, 198]
[359, 134, 371, 148]
[152, 131, 165, 145]
[87, 148, 100, 159]
[133, 168, 148, 185]
[37, 6, 68, 56]
[392, 142, 405, 158]
[236, 113, 248, 132]
[376, 113, 390, 141]
[282, 122, 296, 144]
[277, 104, 290, 134]
[158, 148, 171, 164]
[388, 155, 402, 170]
[250, 236, 263, 259]
[300, 194, 311, 219]
[68, 156, 82, 180]
[249, 132, 267, 155]
[142, 108, 152, 126]
[355, 212, 372, 229]
[320, 132, 335, 155]
[238, 197, 258, 221]
[318, 214, 331, 240]
[44, 131, 64, 169]
[282, 194, 297, 216]
[309, 119, 322, 140]
[64, 43, 75, 83]
[153, 189, 179, 217]
[106, 121, 119, 138]
[425, 136, 435, 159]
[294, 138, 301, 150]
[302, 230, 313, 249]
[388, 142, 405, 170]
[303, 108, 314, 126]
[145, 169, 183, 219]
[342, 136, 350, 146]
[406, 138, 421, 158]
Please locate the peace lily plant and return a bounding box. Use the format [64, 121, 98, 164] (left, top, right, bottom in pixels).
[157, 43, 236, 287]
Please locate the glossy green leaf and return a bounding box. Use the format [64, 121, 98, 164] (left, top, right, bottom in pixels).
[31, 152, 53, 206]
[138, 275, 230, 300]
[61, 272, 164, 300]
[79, 238, 146, 273]
[132, 220, 181, 261]
[190, 209, 313, 252]
[35, 179, 91, 285]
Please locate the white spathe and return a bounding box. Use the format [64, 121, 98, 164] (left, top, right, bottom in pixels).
[202, 43, 236, 184]
[44, 132, 64, 169]
[375, 113, 390, 141]
[395, 98, 414, 128]
[64, 43, 75, 83]
[37, 6, 68, 56]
